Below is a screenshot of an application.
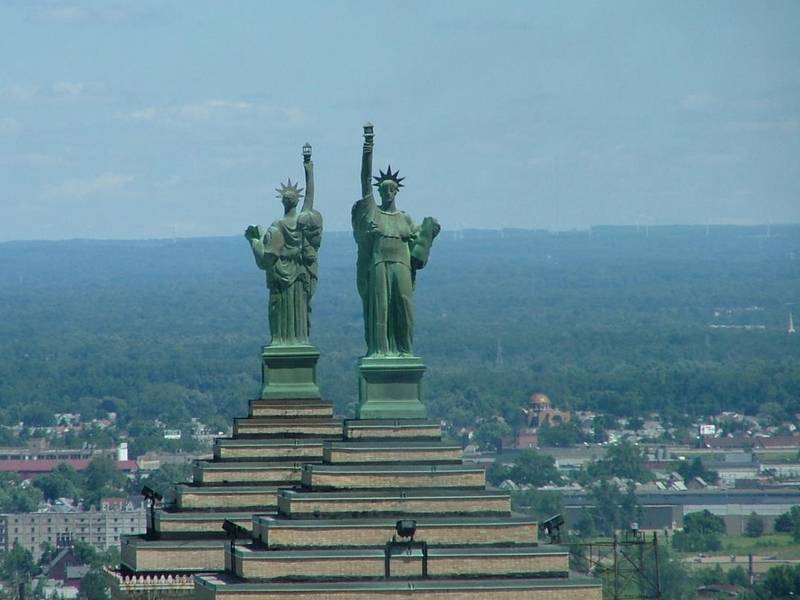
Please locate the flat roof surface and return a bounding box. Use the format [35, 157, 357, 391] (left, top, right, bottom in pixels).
[196, 573, 601, 591]
[280, 489, 508, 500]
[254, 515, 536, 528]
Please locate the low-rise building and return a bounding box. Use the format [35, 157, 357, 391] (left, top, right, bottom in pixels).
[0, 501, 146, 559]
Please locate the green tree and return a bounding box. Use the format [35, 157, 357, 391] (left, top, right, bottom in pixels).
[587, 440, 648, 482]
[486, 462, 512, 486]
[511, 489, 564, 521]
[627, 416, 645, 431]
[33, 464, 82, 502]
[774, 505, 800, 541]
[726, 565, 749, 587]
[676, 457, 719, 485]
[139, 463, 193, 505]
[537, 421, 586, 448]
[83, 456, 126, 507]
[646, 543, 697, 600]
[72, 539, 100, 566]
[581, 480, 642, 537]
[473, 420, 511, 452]
[1, 543, 38, 582]
[671, 510, 725, 552]
[683, 510, 725, 535]
[744, 512, 764, 538]
[510, 450, 561, 487]
[752, 563, 800, 598]
[81, 568, 110, 600]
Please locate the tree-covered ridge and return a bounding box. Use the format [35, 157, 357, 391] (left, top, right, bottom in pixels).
[0, 225, 798, 444]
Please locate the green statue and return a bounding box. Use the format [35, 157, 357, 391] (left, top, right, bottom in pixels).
[245, 144, 322, 346]
[352, 124, 440, 356]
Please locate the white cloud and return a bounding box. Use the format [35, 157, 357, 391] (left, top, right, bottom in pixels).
[126, 108, 158, 121]
[0, 117, 19, 133]
[680, 92, 714, 111]
[3, 81, 93, 102]
[27, 3, 162, 26]
[0, 153, 62, 167]
[47, 173, 134, 199]
[53, 81, 84, 96]
[284, 107, 305, 125]
[120, 99, 301, 125]
[38, 5, 85, 23]
[5, 84, 39, 102]
[206, 100, 252, 110]
[730, 118, 800, 133]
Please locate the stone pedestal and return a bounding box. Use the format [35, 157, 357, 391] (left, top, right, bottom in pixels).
[356, 356, 427, 419]
[261, 344, 321, 400]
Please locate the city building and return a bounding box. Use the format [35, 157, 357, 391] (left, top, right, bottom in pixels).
[0, 500, 146, 560]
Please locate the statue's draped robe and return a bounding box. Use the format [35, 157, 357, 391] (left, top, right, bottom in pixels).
[352, 194, 424, 356]
[256, 208, 322, 345]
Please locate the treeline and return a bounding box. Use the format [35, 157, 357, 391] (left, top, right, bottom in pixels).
[0, 226, 798, 446]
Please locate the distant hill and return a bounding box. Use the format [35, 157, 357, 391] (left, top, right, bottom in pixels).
[0, 225, 798, 438]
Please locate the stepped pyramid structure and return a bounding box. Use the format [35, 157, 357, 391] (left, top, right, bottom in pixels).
[193, 415, 601, 599]
[109, 348, 344, 599]
[111, 131, 601, 597]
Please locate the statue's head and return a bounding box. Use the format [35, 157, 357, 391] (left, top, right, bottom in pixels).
[373, 165, 404, 204]
[275, 179, 304, 211]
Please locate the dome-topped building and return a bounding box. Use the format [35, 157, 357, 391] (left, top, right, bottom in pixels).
[530, 393, 552, 409]
[527, 393, 570, 428]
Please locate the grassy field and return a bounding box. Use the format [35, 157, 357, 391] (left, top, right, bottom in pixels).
[720, 533, 800, 559]
[677, 533, 800, 577]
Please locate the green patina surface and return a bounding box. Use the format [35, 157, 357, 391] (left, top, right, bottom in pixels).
[357, 355, 427, 419]
[259, 344, 321, 401]
[349, 124, 442, 420]
[245, 145, 321, 347]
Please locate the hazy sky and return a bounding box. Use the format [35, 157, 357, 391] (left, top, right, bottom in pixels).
[1, 1, 798, 241]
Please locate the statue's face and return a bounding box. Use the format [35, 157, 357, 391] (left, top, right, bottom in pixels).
[378, 181, 398, 204]
[282, 194, 299, 211]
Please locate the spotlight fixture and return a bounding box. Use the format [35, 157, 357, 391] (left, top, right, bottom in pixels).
[541, 514, 565, 544]
[395, 519, 417, 540]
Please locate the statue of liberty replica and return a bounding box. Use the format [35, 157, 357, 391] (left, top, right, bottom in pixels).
[245, 144, 324, 400]
[352, 124, 440, 418]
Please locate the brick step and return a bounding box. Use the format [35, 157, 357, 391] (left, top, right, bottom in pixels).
[253, 516, 538, 549]
[195, 574, 603, 600]
[323, 441, 463, 465]
[194, 461, 306, 485]
[249, 398, 333, 418]
[153, 510, 256, 538]
[120, 536, 227, 573]
[231, 544, 567, 581]
[176, 485, 279, 511]
[213, 438, 324, 462]
[343, 419, 441, 441]
[302, 463, 485, 491]
[277, 489, 510, 519]
[233, 417, 342, 439]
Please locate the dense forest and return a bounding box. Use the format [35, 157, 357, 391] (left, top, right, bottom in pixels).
[0, 225, 799, 450]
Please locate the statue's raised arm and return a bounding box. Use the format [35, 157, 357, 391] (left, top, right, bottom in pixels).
[301, 143, 314, 212]
[361, 122, 375, 199]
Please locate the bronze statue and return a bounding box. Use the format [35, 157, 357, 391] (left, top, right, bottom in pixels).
[352, 124, 440, 356]
[245, 144, 322, 345]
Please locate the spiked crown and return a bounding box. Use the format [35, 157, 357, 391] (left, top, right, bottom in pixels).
[373, 165, 405, 188]
[275, 178, 304, 200]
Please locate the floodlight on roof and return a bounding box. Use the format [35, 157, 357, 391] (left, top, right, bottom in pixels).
[396, 519, 417, 540]
[541, 514, 565, 544]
